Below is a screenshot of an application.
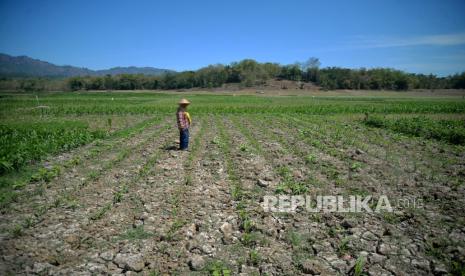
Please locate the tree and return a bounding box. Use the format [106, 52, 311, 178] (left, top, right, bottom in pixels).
[103, 74, 114, 90]
[20, 79, 45, 92]
[279, 64, 302, 81]
[299, 57, 321, 83]
[233, 59, 267, 87]
[86, 77, 104, 90]
[394, 78, 409, 90]
[117, 74, 138, 90]
[299, 57, 321, 71]
[67, 77, 85, 91]
[262, 62, 281, 79]
[451, 72, 465, 89]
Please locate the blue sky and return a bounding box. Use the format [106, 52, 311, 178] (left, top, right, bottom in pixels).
[1, 0, 465, 76]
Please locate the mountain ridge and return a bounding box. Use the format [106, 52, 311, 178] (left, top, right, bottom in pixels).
[0, 53, 175, 78]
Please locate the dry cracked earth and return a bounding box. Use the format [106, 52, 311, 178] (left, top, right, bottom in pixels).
[1, 114, 464, 275]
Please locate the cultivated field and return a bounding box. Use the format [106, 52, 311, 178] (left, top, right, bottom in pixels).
[0, 91, 465, 275]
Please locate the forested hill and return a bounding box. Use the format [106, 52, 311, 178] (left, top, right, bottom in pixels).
[1, 54, 464, 91]
[0, 53, 174, 77]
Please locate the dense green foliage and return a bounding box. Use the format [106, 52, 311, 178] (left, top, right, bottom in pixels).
[1, 58, 465, 91]
[364, 116, 465, 145]
[64, 60, 465, 91]
[0, 121, 105, 174]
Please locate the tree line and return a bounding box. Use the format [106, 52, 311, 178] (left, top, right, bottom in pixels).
[1, 58, 465, 91]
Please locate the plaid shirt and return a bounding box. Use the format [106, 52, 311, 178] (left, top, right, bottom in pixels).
[176, 110, 191, 129]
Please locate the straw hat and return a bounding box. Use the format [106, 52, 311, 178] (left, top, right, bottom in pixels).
[178, 98, 190, 105]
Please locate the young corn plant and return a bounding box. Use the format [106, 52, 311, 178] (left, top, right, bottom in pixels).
[353, 255, 366, 276]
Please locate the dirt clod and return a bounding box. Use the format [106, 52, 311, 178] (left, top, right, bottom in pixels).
[188, 254, 205, 271]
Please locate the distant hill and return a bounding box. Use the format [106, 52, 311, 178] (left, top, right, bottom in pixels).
[95, 66, 173, 76]
[0, 53, 175, 78]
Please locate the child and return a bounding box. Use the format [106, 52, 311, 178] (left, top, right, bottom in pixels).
[176, 99, 192, 150]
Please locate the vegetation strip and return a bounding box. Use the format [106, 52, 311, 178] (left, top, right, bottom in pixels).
[6, 120, 171, 235]
[0, 116, 166, 210]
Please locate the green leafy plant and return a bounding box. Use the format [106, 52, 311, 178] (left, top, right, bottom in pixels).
[305, 154, 317, 164]
[10, 224, 23, 238]
[364, 116, 465, 145]
[117, 225, 153, 240]
[354, 255, 366, 276]
[241, 232, 260, 247]
[337, 237, 350, 255]
[204, 260, 231, 276]
[248, 249, 261, 266]
[89, 203, 111, 220]
[0, 121, 105, 174]
[30, 165, 61, 182]
[287, 231, 302, 247]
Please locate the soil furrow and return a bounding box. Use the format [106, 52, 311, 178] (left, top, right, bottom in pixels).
[36, 119, 206, 275]
[248, 114, 462, 275]
[0, 118, 175, 274]
[4, 116, 168, 211]
[218, 116, 304, 275]
[1, 116, 169, 225]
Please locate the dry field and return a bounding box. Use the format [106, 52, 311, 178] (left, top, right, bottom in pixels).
[0, 91, 464, 275]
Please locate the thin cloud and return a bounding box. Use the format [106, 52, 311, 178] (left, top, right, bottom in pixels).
[351, 32, 465, 48]
[296, 32, 465, 54]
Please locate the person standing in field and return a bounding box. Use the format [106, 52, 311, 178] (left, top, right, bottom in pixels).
[176, 99, 192, 150]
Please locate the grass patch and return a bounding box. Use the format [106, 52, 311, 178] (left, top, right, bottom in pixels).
[89, 202, 111, 220]
[204, 260, 232, 276]
[248, 249, 261, 266]
[116, 225, 154, 240]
